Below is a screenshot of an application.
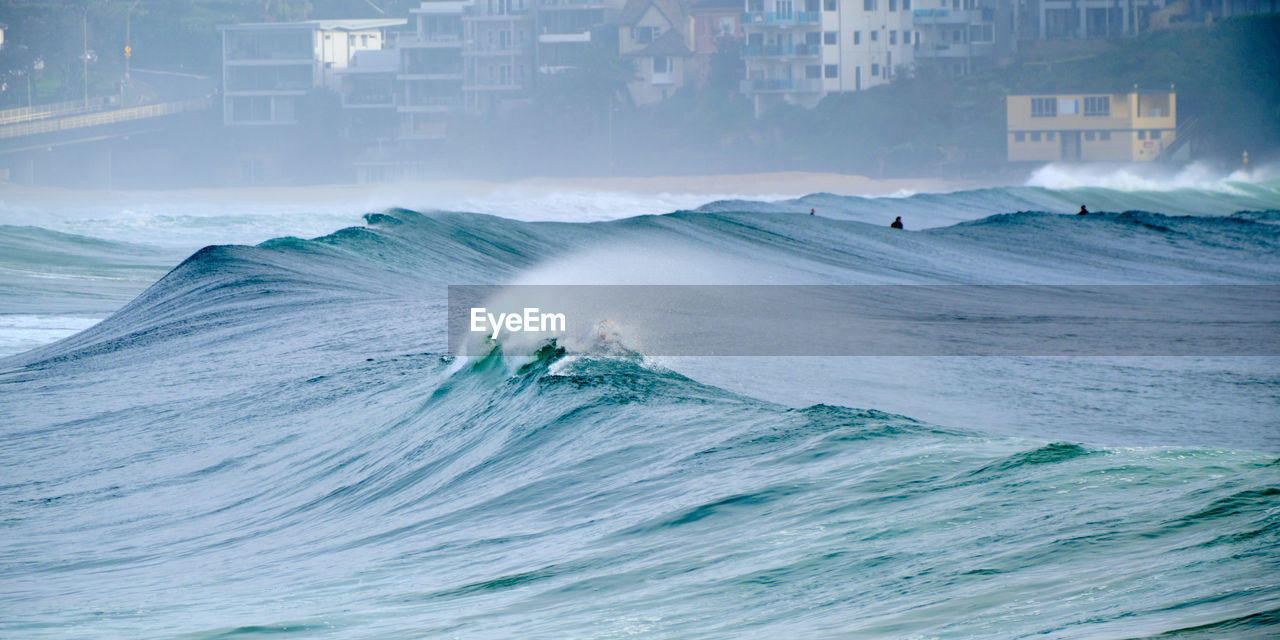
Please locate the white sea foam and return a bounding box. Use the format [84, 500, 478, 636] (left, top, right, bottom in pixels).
[0, 314, 103, 358]
[1025, 160, 1279, 192]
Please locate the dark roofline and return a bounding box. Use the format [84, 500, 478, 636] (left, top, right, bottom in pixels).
[1008, 88, 1176, 97]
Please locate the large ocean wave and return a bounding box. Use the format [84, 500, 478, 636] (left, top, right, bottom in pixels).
[2, 174, 1279, 638]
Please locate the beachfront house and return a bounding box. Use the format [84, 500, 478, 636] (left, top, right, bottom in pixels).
[1006, 89, 1180, 162]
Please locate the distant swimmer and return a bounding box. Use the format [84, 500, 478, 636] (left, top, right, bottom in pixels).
[890, 216, 904, 229]
[810, 208, 815, 215]
[1078, 205, 1089, 215]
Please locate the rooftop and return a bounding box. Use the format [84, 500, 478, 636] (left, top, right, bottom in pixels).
[629, 28, 693, 57]
[220, 19, 408, 31]
[618, 0, 684, 26]
[1008, 87, 1176, 97]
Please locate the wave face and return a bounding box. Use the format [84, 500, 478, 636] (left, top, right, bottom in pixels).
[3, 176, 1280, 638]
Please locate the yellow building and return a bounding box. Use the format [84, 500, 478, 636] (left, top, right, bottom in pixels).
[1006, 90, 1177, 162]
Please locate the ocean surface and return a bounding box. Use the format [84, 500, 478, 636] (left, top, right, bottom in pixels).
[1, 164, 1279, 638]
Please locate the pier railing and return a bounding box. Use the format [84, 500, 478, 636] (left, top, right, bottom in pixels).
[0, 98, 110, 126]
[0, 98, 209, 140]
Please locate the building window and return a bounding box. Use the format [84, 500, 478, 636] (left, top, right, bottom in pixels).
[864, 0, 876, 10]
[890, 30, 897, 44]
[903, 31, 910, 44]
[824, 31, 837, 44]
[1015, 132, 1025, 142]
[853, 31, 861, 44]
[1100, 131, 1111, 140]
[1084, 96, 1110, 116]
[634, 26, 657, 44]
[806, 65, 821, 79]
[825, 0, 837, 9]
[231, 96, 271, 122]
[903, 0, 910, 8]
[968, 24, 993, 42]
[362, 34, 369, 46]
[825, 64, 838, 78]
[871, 30, 878, 41]
[653, 56, 670, 73]
[952, 29, 963, 43]
[1137, 130, 1146, 139]
[1085, 131, 1096, 141]
[1046, 131, 1056, 141]
[871, 63, 880, 76]
[889, 0, 897, 9]
[1031, 132, 1041, 142]
[1151, 130, 1161, 139]
[1031, 97, 1057, 118]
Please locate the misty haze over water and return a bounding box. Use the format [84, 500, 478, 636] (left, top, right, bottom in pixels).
[2, 2, 1279, 639]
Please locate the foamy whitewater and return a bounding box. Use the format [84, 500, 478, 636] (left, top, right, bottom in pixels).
[1, 164, 1278, 639]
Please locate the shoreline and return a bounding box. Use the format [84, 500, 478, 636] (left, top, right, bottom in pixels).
[0, 171, 992, 204]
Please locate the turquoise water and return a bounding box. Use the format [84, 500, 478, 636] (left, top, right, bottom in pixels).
[1, 179, 1279, 638]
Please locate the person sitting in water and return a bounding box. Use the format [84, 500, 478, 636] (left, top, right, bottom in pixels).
[1078, 205, 1089, 215]
[890, 216, 904, 229]
[810, 208, 815, 215]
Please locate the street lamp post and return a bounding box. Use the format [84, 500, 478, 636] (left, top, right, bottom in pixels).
[31, 57, 43, 107]
[83, 11, 89, 108]
[124, 1, 139, 106]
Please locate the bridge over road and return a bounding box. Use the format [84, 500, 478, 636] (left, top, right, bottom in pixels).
[0, 97, 212, 187]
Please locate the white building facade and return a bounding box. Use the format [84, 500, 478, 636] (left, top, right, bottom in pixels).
[912, 0, 1017, 76]
[221, 19, 406, 126]
[743, 0, 916, 116]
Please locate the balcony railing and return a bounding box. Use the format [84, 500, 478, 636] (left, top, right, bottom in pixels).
[742, 11, 820, 25]
[742, 43, 820, 57]
[394, 31, 464, 46]
[742, 77, 822, 93]
[465, 7, 531, 17]
[464, 42, 533, 54]
[539, 0, 606, 6]
[401, 96, 462, 109]
[400, 65, 465, 76]
[344, 93, 395, 106]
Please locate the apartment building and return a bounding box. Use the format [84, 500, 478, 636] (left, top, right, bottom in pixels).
[1007, 90, 1177, 162]
[221, 19, 406, 126]
[742, 0, 915, 116]
[912, 0, 1016, 76]
[398, 1, 468, 138]
[464, 0, 536, 114]
[1017, 0, 1168, 39]
[536, 0, 624, 74]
